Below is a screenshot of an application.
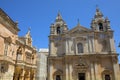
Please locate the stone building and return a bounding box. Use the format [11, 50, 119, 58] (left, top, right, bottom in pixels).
[48, 8, 120, 80]
[0, 8, 37, 80]
[36, 49, 48, 80]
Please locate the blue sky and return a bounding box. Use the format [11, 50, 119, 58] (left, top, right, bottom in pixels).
[0, 0, 120, 61]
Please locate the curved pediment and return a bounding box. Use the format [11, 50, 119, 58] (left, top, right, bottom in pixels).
[53, 69, 63, 75]
[102, 69, 112, 74]
[76, 36, 87, 41]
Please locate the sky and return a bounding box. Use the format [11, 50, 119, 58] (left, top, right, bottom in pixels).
[0, 0, 120, 61]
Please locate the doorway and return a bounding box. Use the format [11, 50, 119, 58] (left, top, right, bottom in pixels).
[78, 73, 85, 80]
[105, 75, 110, 80]
[56, 75, 61, 80]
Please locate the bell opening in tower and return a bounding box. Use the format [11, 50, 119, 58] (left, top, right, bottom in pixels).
[98, 23, 103, 31]
[57, 26, 61, 34]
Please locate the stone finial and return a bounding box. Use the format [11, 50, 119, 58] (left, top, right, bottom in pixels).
[94, 7, 103, 18]
[56, 11, 63, 22]
[77, 19, 80, 26]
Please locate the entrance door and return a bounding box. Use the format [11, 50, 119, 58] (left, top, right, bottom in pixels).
[105, 75, 110, 80]
[56, 75, 61, 80]
[78, 73, 85, 80]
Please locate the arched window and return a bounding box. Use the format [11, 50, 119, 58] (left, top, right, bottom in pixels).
[77, 43, 83, 53]
[98, 23, 103, 31]
[57, 26, 61, 34]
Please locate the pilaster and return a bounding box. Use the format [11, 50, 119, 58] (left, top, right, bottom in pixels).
[20, 69, 25, 80]
[69, 64, 72, 80]
[90, 62, 95, 80]
[112, 56, 120, 80]
[65, 58, 69, 80]
[49, 60, 53, 80]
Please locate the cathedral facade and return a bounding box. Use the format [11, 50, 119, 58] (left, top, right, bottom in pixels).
[48, 8, 120, 80]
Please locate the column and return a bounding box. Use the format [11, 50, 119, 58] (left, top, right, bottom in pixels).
[87, 36, 90, 53]
[26, 71, 30, 80]
[21, 69, 25, 80]
[90, 63, 95, 80]
[113, 63, 120, 80]
[112, 57, 120, 80]
[49, 60, 53, 80]
[94, 63, 100, 80]
[65, 63, 69, 80]
[65, 38, 69, 54]
[88, 37, 92, 53]
[109, 37, 116, 52]
[86, 70, 91, 80]
[69, 64, 72, 80]
[32, 73, 36, 80]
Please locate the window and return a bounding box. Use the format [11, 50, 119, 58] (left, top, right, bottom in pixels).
[1, 66, 4, 73]
[77, 43, 83, 53]
[0, 63, 7, 73]
[56, 75, 61, 80]
[26, 53, 32, 63]
[98, 23, 103, 31]
[57, 26, 61, 34]
[17, 54, 22, 60]
[4, 43, 9, 56]
[105, 75, 110, 80]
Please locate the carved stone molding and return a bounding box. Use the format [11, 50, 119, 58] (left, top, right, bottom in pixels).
[89, 55, 101, 64]
[76, 37, 86, 41]
[4, 36, 12, 43]
[73, 57, 88, 72]
[112, 56, 118, 63]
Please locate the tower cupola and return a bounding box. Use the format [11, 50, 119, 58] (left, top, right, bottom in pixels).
[94, 7, 103, 18]
[50, 12, 68, 35]
[91, 8, 111, 31]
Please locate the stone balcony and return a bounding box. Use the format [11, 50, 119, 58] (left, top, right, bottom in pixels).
[16, 59, 37, 69]
[0, 55, 14, 64]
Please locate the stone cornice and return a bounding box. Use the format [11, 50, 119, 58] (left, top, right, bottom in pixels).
[0, 8, 20, 32]
[16, 60, 37, 69]
[0, 55, 15, 64]
[16, 39, 36, 52]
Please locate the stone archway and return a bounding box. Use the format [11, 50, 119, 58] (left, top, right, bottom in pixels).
[24, 70, 30, 80]
[102, 69, 112, 80]
[53, 70, 63, 80]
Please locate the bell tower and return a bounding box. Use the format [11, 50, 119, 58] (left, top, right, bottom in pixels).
[91, 7, 116, 53]
[49, 12, 68, 56]
[50, 12, 68, 35]
[91, 7, 111, 31]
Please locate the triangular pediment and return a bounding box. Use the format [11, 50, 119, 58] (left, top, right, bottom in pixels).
[68, 25, 91, 34]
